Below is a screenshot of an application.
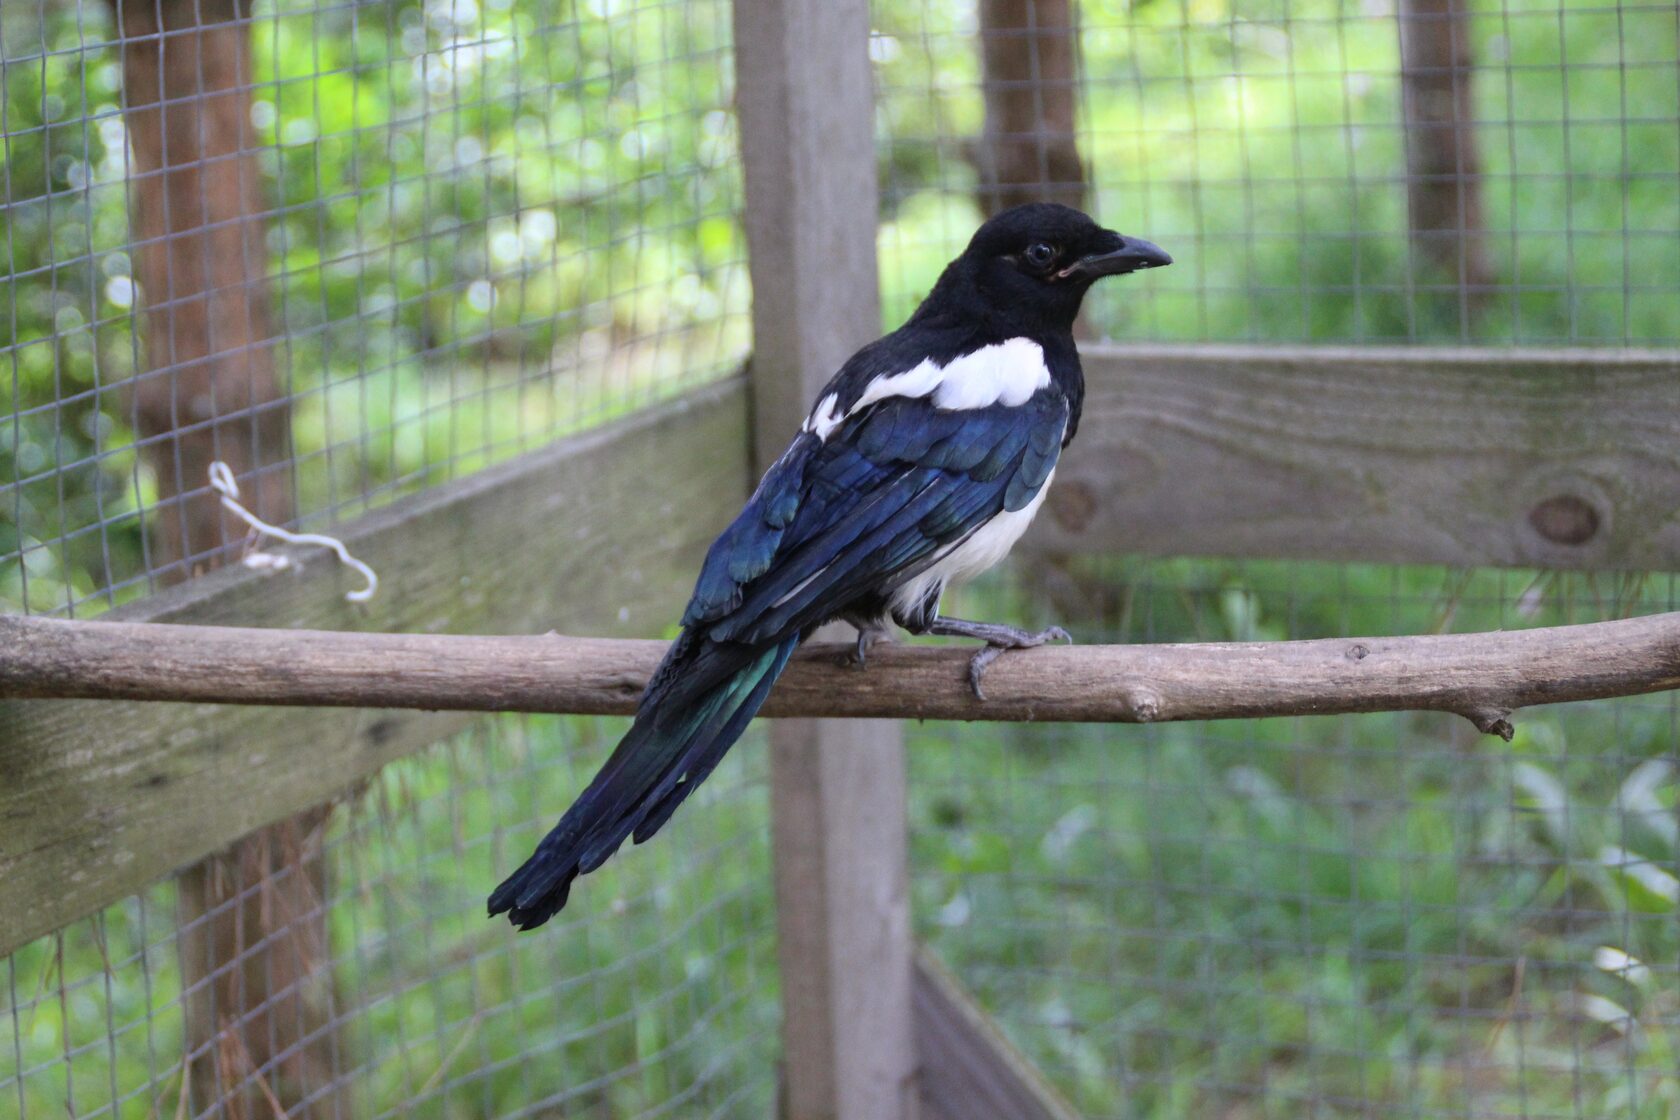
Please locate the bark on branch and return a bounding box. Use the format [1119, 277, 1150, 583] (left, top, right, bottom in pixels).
[5, 613, 1679, 739]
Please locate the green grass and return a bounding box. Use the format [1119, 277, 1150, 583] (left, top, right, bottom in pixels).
[912, 560, 1680, 1119]
[3, 716, 779, 1119]
[874, 0, 1680, 347]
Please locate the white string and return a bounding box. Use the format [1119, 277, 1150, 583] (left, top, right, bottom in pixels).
[208, 462, 379, 603]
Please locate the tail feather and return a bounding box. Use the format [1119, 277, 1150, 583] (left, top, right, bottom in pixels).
[631, 639, 793, 845]
[488, 636, 797, 930]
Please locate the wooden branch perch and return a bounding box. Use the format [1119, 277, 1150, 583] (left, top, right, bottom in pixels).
[5, 613, 1679, 738]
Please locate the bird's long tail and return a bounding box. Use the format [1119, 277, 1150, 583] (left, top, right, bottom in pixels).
[488, 635, 798, 929]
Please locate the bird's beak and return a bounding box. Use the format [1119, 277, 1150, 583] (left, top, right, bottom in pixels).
[1057, 233, 1173, 280]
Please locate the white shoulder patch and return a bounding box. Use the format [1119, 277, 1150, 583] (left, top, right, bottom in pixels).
[850, 358, 946, 417]
[802, 337, 1050, 442]
[804, 392, 843, 440]
[931, 337, 1050, 410]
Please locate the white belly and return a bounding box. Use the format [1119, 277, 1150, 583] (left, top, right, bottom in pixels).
[889, 468, 1055, 620]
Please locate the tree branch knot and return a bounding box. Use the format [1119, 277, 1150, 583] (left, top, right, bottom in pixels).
[1462, 706, 1516, 741]
[1122, 686, 1164, 723]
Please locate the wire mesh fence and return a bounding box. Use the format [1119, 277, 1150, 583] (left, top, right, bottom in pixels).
[919, 562, 1680, 1118]
[3, 0, 763, 1116]
[872, 1, 1680, 1115]
[3, 0, 1678, 1117]
[874, 0, 1680, 345]
[2, 0, 748, 618]
[2, 716, 777, 1118]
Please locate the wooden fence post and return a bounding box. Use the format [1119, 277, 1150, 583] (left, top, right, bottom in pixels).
[112, 2, 345, 1115]
[1398, 0, 1493, 317]
[974, 0, 1087, 216]
[733, 1, 917, 1118]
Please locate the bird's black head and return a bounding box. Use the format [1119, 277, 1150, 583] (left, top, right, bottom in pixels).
[927, 202, 1172, 335]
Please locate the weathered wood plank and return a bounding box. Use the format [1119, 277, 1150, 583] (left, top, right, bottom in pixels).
[735, 1, 916, 1116]
[1034, 345, 1680, 571]
[770, 714, 914, 1120]
[0, 380, 751, 955]
[735, 0, 882, 477]
[914, 948, 1081, 1120]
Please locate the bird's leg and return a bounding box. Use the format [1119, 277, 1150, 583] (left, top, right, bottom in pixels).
[850, 624, 893, 669]
[927, 616, 1072, 700]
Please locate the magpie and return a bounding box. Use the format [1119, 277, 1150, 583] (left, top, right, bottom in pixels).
[489, 203, 1171, 929]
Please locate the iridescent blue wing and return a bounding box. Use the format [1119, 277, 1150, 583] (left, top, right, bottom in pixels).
[681, 389, 1067, 645]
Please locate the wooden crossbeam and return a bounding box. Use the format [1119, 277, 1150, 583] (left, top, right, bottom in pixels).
[1042, 345, 1680, 571]
[0, 381, 751, 955]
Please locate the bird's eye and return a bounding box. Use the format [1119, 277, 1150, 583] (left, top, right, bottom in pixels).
[1023, 242, 1057, 268]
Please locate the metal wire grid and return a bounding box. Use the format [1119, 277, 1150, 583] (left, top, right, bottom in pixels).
[2, 0, 748, 618]
[6, 2, 1679, 1117]
[914, 562, 1680, 1118]
[871, 23, 1680, 1107]
[2, 5, 764, 1113]
[1, 715, 779, 1119]
[872, 0, 1680, 347]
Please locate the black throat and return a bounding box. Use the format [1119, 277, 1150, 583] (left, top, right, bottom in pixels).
[812, 252, 1092, 448]
[902, 257, 1087, 442]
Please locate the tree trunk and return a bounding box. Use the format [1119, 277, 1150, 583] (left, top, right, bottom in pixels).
[974, 0, 1086, 216]
[112, 1, 344, 1115]
[1399, 0, 1494, 315]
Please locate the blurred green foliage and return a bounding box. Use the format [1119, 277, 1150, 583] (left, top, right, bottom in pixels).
[873, 0, 1680, 343]
[5, 0, 1678, 611]
[918, 561, 1680, 1118]
[2, 0, 748, 614]
[2, 717, 780, 1117]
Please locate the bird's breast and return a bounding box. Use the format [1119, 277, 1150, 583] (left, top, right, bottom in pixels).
[889, 467, 1056, 618]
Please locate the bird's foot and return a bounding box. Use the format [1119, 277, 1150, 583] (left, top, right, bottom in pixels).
[928, 617, 1072, 699]
[964, 625, 1071, 698]
[850, 626, 892, 669]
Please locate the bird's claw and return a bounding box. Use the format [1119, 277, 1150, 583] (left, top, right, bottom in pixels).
[966, 625, 1074, 700]
[850, 627, 890, 669]
[967, 646, 1002, 700]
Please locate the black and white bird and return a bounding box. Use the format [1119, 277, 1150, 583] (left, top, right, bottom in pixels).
[490, 203, 1171, 929]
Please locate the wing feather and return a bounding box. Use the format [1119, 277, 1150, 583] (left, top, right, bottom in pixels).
[682, 389, 1068, 643]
